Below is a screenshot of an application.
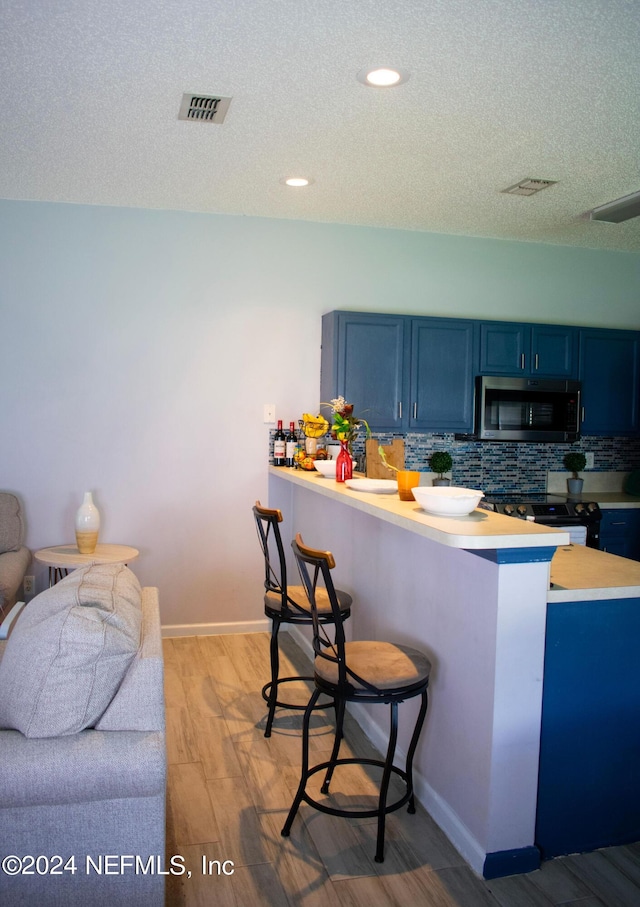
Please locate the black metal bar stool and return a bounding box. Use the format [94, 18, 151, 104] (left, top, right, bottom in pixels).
[252, 503, 353, 738]
[281, 533, 431, 863]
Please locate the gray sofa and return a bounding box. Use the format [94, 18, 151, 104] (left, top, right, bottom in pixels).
[0, 563, 166, 906]
[0, 492, 31, 627]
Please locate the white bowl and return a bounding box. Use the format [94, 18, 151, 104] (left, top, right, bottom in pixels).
[411, 486, 484, 516]
[313, 459, 337, 477]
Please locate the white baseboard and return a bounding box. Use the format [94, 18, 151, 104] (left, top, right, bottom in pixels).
[161, 618, 271, 637]
[348, 698, 485, 875]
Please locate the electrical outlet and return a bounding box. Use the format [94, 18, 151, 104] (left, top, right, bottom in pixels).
[23, 575, 35, 596]
[585, 452, 595, 469]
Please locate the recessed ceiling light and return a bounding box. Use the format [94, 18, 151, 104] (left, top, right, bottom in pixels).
[282, 177, 312, 187]
[357, 67, 410, 88]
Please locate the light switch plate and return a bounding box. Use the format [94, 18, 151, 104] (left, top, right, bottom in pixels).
[263, 404, 276, 423]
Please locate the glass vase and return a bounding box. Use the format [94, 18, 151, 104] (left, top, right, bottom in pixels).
[335, 440, 353, 483]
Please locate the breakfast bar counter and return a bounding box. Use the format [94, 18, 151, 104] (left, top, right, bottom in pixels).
[268, 466, 640, 878]
[270, 466, 570, 549]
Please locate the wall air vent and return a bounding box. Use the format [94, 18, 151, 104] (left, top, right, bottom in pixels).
[501, 178, 558, 197]
[178, 93, 231, 124]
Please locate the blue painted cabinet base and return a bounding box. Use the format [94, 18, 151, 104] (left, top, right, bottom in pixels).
[483, 847, 541, 879]
[536, 597, 640, 859]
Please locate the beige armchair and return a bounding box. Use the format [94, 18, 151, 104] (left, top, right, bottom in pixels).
[0, 492, 31, 636]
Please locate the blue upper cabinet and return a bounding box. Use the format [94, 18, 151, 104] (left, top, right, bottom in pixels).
[321, 312, 477, 433]
[531, 325, 578, 378]
[409, 318, 477, 431]
[321, 312, 639, 437]
[321, 311, 407, 432]
[479, 321, 529, 374]
[479, 322, 577, 378]
[579, 329, 640, 436]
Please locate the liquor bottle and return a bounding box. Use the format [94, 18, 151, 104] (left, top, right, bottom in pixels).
[285, 422, 297, 467]
[273, 420, 286, 466]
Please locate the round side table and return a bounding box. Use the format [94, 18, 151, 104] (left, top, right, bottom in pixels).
[34, 544, 139, 586]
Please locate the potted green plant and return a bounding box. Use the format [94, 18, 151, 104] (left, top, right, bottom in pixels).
[429, 450, 452, 486]
[564, 451, 587, 495]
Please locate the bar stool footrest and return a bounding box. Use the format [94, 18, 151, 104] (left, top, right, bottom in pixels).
[299, 757, 413, 819]
[262, 677, 334, 712]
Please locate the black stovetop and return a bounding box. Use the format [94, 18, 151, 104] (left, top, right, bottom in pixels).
[483, 493, 569, 504]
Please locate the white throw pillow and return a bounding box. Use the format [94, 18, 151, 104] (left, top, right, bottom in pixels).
[0, 563, 142, 737]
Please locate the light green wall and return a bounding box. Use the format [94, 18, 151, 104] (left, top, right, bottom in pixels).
[1, 199, 638, 626]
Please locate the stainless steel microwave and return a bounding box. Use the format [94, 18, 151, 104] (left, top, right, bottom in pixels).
[475, 376, 581, 442]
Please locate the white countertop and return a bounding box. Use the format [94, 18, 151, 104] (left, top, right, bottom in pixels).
[547, 470, 640, 508]
[548, 543, 640, 602]
[573, 492, 640, 509]
[270, 466, 570, 551]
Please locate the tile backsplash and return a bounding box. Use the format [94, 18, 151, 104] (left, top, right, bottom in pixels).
[355, 433, 640, 494]
[270, 431, 639, 494]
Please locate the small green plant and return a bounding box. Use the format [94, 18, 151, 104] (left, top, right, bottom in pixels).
[429, 450, 452, 479]
[563, 451, 587, 478]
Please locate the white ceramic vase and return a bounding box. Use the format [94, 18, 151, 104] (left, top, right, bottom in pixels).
[75, 491, 100, 554]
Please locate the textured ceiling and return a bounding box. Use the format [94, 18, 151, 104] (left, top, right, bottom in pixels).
[1, 0, 639, 251]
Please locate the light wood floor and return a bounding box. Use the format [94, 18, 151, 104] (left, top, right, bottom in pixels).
[163, 631, 640, 907]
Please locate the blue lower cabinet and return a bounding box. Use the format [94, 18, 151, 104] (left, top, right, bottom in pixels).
[600, 509, 640, 562]
[536, 597, 640, 859]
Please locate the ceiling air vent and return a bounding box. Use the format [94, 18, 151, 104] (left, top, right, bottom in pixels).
[178, 93, 231, 124]
[501, 178, 558, 197]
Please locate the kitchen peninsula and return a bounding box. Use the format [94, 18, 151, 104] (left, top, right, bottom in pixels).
[268, 466, 640, 879]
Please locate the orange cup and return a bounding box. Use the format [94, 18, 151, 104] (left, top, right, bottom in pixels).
[397, 470, 421, 501]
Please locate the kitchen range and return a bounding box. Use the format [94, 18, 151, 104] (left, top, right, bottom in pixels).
[479, 492, 602, 548]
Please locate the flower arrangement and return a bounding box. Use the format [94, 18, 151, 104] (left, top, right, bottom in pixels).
[322, 397, 371, 448]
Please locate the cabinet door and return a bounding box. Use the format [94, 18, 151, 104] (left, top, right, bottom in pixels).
[410, 318, 477, 431]
[479, 322, 530, 374]
[537, 597, 640, 858]
[579, 330, 640, 436]
[600, 509, 640, 561]
[531, 326, 577, 378]
[321, 312, 407, 432]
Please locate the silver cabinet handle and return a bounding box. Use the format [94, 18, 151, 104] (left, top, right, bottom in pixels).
[581, 407, 585, 423]
[520, 353, 525, 369]
[413, 402, 418, 419]
[534, 353, 539, 370]
[398, 401, 402, 419]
